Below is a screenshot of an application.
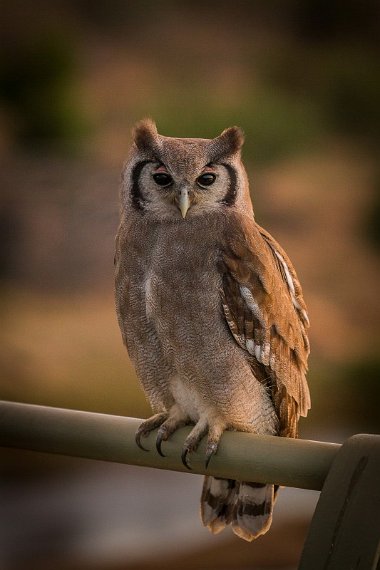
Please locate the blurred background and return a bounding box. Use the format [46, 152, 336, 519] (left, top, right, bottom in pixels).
[1, 1, 379, 569]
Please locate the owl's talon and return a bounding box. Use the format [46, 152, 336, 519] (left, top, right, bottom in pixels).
[135, 432, 149, 452]
[205, 442, 218, 469]
[181, 447, 192, 470]
[156, 431, 166, 457]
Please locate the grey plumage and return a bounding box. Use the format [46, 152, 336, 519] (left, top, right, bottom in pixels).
[115, 119, 310, 541]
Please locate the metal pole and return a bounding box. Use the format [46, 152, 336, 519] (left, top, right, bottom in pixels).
[0, 400, 340, 490]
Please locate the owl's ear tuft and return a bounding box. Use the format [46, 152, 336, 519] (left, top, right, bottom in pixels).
[209, 126, 244, 161]
[133, 118, 159, 152]
[220, 126, 245, 153]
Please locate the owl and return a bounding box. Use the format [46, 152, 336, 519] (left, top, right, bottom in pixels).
[115, 119, 310, 541]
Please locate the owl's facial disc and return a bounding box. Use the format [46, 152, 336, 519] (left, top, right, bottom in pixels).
[147, 161, 234, 220]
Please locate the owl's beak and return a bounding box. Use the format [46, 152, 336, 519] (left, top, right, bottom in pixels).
[178, 188, 190, 219]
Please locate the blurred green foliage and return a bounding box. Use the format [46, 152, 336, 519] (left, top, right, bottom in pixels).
[323, 51, 380, 144]
[1, 1, 379, 161]
[305, 354, 380, 438]
[0, 34, 87, 149]
[145, 88, 324, 165]
[339, 357, 380, 432]
[364, 170, 380, 251]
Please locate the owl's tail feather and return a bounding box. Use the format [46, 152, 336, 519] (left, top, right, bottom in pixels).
[232, 481, 275, 541]
[201, 476, 276, 542]
[201, 476, 237, 534]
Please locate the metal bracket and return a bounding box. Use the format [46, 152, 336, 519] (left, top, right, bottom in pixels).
[299, 434, 380, 569]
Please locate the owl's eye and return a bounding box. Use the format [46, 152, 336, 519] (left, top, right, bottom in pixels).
[197, 173, 216, 188]
[153, 172, 173, 187]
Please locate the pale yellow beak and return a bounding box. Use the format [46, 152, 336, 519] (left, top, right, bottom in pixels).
[178, 188, 190, 219]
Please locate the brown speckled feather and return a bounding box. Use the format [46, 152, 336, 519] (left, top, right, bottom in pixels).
[220, 212, 310, 437]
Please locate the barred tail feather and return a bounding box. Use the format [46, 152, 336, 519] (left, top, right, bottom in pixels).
[201, 476, 236, 534]
[201, 477, 276, 542]
[232, 482, 274, 541]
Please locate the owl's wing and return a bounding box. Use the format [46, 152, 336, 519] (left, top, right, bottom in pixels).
[220, 214, 310, 437]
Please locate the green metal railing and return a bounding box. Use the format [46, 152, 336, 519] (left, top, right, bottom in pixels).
[1, 400, 379, 569]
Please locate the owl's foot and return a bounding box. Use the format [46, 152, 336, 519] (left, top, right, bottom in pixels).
[136, 411, 226, 470]
[155, 405, 189, 457]
[181, 417, 226, 471]
[135, 412, 169, 451]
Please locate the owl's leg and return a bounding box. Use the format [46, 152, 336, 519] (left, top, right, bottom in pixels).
[135, 412, 169, 451]
[155, 404, 190, 457]
[182, 416, 226, 470]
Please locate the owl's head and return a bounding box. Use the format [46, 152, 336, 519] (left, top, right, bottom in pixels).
[121, 119, 251, 221]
